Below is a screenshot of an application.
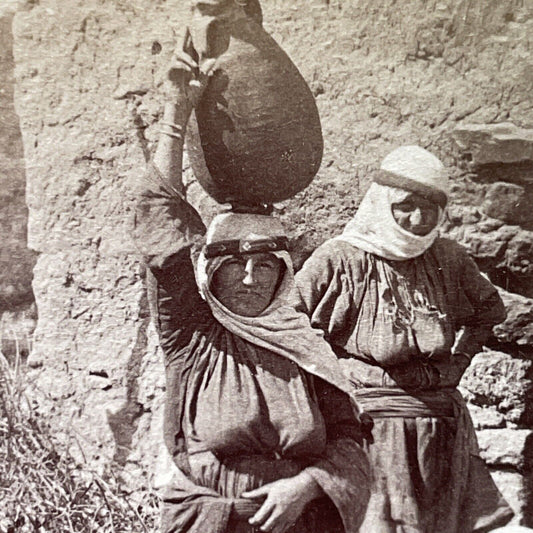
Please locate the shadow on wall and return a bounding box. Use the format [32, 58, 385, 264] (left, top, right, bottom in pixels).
[106, 291, 151, 467]
[0, 13, 38, 360]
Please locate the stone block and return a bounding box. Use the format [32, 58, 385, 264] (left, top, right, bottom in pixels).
[495, 291, 533, 347]
[490, 470, 528, 526]
[449, 223, 515, 261]
[505, 233, 533, 279]
[461, 350, 532, 424]
[491, 519, 533, 533]
[453, 123, 533, 165]
[482, 182, 533, 225]
[468, 404, 506, 430]
[477, 429, 533, 470]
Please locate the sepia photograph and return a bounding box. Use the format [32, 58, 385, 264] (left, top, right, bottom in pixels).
[0, 0, 532, 531]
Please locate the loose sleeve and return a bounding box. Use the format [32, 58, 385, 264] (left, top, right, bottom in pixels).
[304, 378, 371, 533]
[132, 163, 209, 357]
[440, 239, 506, 329]
[440, 239, 506, 359]
[132, 163, 210, 473]
[418, 239, 509, 387]
[459, 247, 506, 327]
[132, 163, 206, 271]
[293, 241, 364, 346]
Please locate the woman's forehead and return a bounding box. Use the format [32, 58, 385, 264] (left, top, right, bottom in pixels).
[227, 252, 281, 262]
[390, 189, 436, 208]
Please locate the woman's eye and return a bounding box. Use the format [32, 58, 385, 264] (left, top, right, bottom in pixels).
[397, 202, 414, 211]
[259, 258, 281, 269]
[225, 258, 245, 267]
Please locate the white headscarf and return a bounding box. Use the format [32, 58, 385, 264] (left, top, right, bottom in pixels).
[196, 212, 357, 398]
[335, 146, 449, 261]
[334, 182, 444, 261]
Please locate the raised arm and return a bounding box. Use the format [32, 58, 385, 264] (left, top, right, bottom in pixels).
[131, 55, 217, 472]
[132, 53, 213, 267]
[131, 54, 212, 354]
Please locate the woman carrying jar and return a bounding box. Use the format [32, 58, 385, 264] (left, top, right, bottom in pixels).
[131, 53, 371, 533]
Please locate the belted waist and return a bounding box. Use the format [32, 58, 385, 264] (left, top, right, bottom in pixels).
[352, 387, 458, 418]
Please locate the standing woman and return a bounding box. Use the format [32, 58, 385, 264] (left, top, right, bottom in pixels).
[293, 146, 514, 533]
[131, 55, 370, 532]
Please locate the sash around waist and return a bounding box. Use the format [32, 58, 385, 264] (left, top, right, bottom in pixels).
[352, 387, 459, 418]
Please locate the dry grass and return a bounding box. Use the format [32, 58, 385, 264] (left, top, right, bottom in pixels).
[0, 350, 159, 533]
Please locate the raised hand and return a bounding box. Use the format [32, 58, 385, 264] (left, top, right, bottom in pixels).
[166, 47, 217, 108]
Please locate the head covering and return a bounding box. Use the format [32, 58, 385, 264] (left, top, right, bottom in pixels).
[196, 212, 290, 295]
[196, 212, 359, 400]
[377, 145, 449, 208]
[335, 146, 449, 261]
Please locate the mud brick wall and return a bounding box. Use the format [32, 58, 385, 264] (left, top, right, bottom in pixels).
[10, 0, 533, 521]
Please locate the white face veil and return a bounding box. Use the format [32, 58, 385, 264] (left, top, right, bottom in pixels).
[335, 182, 445, 261]
[335, 145, 449, 261]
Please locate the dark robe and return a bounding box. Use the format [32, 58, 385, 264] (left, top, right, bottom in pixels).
[132, 167, 370, 533]
[293, 239, 514, 533]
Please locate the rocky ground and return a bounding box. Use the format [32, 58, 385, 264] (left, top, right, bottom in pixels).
[1, 0, 532, 528]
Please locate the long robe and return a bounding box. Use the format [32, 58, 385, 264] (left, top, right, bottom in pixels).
[132, 167, 370, 533]
[294, 239, 514, 533]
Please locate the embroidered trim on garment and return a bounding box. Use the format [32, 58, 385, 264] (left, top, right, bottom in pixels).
[204, 236, 289, 258]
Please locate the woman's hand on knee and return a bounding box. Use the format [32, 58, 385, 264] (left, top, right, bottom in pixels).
[242, 471, 323, 533]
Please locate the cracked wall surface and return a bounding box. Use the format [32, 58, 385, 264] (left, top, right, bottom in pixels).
[11, 0, 533, 521]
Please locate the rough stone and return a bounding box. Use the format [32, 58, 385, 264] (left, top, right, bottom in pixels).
[447, 222, 515, 262]
[477, 429, 533, 470]
[482, 182, 533, 225]
[475, 162, 533, 188]
[461, 351, 533, 424]
[443, 222, 533, 298]
[453, 123, 533, 165]
[495, 291, 533, 347]
[468, 404, 506, 430]
[505, 233, 533, 281]
[491, 519, 533, 533]
[490, 471, 528, 526]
